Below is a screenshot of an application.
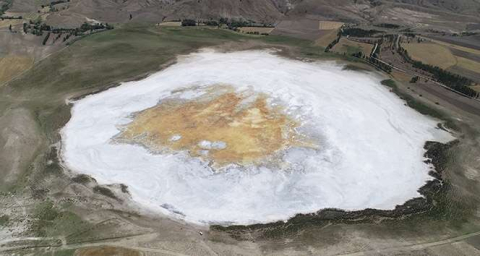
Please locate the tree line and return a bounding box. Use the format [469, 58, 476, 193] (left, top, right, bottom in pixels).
[397, 47, 478, 98]
[180, 17, 274, 30]
[341, 28, 384, 37]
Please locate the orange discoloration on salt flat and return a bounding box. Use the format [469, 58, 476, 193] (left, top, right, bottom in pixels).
[119, 86, 314, 167]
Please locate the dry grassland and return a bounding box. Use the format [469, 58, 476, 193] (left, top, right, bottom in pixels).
[402, 43, 457, 69]
[471, 85, 480, 93]
[391, 70, 413, 83]
[0, 55, 34, 85]
[315, 29, 339, 48]
[0, 18, 23, 28]
[428, 38, 480, 56]
[456, 56, 480, 73]
[403, 41, 480, 80]
[318, 21, 343, 30]
[158, 21, 182, 27]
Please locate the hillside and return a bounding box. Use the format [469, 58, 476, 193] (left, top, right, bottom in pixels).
[5, 0, 480, 31]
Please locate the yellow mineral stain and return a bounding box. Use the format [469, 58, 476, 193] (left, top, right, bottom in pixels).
[119, 86, 314, 167]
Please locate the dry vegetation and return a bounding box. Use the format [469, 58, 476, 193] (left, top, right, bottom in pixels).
[318, 21, 343, 30]
[403, 41, 480, 80]
[315, 29, 339, 48]
[0, 18, 23, 28]
[157, 21, 182, 27]
[0, 54, 33, 85]
[471, 85, 480, 92]
[402, 43, 457, 69]
[428, 38, 480, 56]
[456, 56, 480, 73]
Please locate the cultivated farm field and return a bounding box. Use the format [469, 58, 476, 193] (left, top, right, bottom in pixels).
[332, 38, 374, 56]
[403, 41, 480, 83]
[402, 43, 457, 69]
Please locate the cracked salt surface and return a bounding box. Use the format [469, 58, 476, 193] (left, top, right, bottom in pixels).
[61, 49, 454, 225]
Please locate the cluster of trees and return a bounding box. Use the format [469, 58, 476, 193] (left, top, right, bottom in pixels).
[411, 61, 478, 97]
[368, 0, 383, 7]
[403, 32, 416, 38]
[353, 39, 392, 73]
[218, 17, 272, 30]
[244, 31, 269, 36]
[398, 47, 478, 98]
[1, 15, 22, 20]
[204, 20, 218, 26]
[26, 20, 51, 36]
[24, 20, 113, 45]
[180, 17, 273, 30]
[341, 28, 383, 37]
[0, 0, 12, 16]
[351, 51, 364, 58]
[79, 22, 114, 32]
[41, 0, 68, 8]
[410, 76, 419, 83]
[181, 19, 196, 26]
[42, 32, 50, 45]
[459, 32, 478, 36]
[39, 0, 70, 13]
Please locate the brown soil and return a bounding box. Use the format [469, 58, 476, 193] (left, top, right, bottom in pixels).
[119, 85, 315, 167]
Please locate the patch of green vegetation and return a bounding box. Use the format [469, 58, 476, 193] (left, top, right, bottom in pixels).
[72, 174, 94, 184]
[32, 201, 60, 237]
[48, 211, 92, 238]
[93, 185, 117, 200]
[380, 79, 457, 130]
[31, 200, 93, 240]
[0, 0, 13, 15]
[43, 147, 62, 176]
[0, 214, 9, 226]
[342, 64, 371, 72]
[35, 248, 76, 256]
[343, 45, 362, 55]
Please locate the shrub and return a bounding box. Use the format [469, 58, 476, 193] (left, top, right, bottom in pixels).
[181, 19, 196, 26]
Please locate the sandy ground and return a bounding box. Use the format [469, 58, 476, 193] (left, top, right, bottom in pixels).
[0, 108, 42, 190]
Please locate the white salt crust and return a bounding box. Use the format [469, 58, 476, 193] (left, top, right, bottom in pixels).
[61, 50, 454, 225]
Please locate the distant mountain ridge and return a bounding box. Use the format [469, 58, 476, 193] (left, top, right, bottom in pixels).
[7, 0, 480, 31]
